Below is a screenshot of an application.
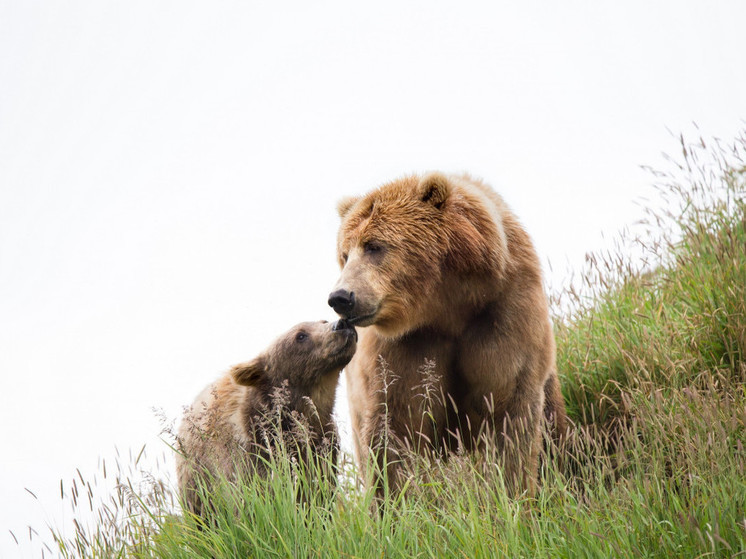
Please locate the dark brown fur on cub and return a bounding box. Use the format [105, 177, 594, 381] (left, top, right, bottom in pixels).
[176, 320, 356, 518]
[329, 172, 567, 497]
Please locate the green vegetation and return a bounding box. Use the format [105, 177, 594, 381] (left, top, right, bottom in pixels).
[31, 131, 746, 557]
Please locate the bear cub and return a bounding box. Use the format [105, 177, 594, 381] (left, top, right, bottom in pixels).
[176, 319, 357, 518]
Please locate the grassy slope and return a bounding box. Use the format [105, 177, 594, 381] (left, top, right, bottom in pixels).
[47, 133, 745, 558]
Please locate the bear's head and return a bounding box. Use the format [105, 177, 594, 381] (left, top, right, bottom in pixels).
[230, 319, 356, 412]
[329, 173, 507, 337]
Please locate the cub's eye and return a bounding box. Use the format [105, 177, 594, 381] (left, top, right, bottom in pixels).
[295, 332, 308, 343]
[364, 242, 382, 254]
[341, 252, 348, 263]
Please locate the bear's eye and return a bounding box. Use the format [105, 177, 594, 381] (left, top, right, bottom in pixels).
[364, 242, 382, 254]
[341, 252, 348, 263]
[295, 332, 308, 343]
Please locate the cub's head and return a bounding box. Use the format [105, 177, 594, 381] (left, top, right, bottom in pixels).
[230, 320, 356, 411]
[328, 173, 458, 337]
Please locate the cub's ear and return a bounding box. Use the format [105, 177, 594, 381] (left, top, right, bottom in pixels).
[231, 356, 266, 386]
[337, 196, 360, 218]
[418, 172, 450, 209]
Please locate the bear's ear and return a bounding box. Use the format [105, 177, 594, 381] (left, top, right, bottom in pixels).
[418, 172, 450, 209]
[337, 196, 361, 218]
[231, 356, 266, 387]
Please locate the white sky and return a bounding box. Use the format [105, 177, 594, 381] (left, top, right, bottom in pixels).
[1, 1, 745, 555]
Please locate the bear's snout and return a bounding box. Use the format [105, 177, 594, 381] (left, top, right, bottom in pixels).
[332, 318, 358, 341]
[328, 288, 355, 316]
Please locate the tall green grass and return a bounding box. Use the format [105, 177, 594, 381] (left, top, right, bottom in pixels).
[27, 130, 746, 557]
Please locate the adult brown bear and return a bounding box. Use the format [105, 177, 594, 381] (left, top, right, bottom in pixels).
[328, 172, 566, 496]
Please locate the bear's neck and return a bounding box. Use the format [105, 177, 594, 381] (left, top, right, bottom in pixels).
[255, 375, 339, 439]
[419, 273, 503, 336]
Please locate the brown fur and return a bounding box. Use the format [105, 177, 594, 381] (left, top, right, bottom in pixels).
[175, 320, 356, 517]
[330, 173, 567, 496]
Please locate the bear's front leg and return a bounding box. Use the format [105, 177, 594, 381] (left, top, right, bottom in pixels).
[497, 389, 545, 498]
[457, 308, 553, 497]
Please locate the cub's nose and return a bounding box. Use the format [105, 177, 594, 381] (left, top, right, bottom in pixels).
[328, 289, 355, 316]
[331, 318, 347, 331]
[332, 318, 357, 341]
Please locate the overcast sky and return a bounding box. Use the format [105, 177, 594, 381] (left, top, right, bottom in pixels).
[1, 1, 745, 555]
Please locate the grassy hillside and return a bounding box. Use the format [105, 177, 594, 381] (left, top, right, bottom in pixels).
[39, 132, 746, 558]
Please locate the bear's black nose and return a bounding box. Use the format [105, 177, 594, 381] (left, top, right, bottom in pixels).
[328, 289, 355, 316]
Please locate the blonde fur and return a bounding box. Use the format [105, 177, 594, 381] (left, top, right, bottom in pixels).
[331, 173, 566, 497]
